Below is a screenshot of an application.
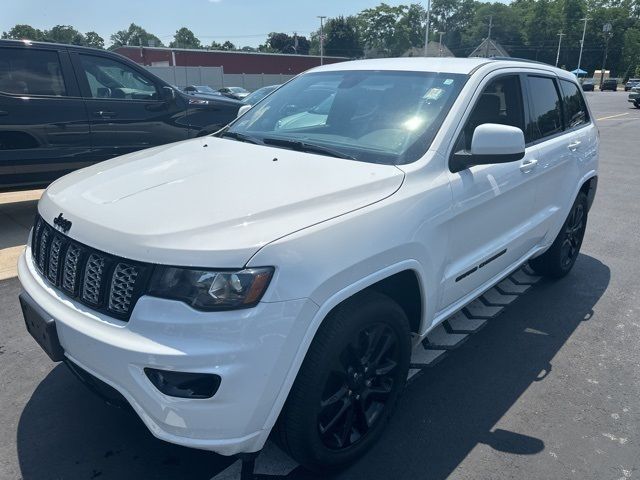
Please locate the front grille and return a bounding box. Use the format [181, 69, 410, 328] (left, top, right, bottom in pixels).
[31, 215, 151, 320]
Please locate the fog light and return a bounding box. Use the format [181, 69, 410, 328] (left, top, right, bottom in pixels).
[144, 368, 221, 399]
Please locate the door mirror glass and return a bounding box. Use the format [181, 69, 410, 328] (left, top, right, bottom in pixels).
[451, 123, 525, 173]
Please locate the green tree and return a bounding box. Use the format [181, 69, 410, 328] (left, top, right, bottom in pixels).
[220, 40, 236, 50]
[357, 3, 427, 57]
[110, 23, 164, 49]
[321, 15, 363, 57]
[45, 25, 85, 45]
[84, 31, 104, 49]
[170, 27, 201, 49]
[1, 24, 46, 41]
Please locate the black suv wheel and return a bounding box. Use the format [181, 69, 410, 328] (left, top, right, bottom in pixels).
[276, 290, 411, 471]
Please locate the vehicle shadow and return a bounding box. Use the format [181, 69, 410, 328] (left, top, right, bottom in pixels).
[16, 254, 609, 480]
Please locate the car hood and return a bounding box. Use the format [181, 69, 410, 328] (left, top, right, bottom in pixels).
[40, 137, 404, 268]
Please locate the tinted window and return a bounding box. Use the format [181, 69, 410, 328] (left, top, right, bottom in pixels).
[0, 48, 66, 96]
[228, 70, 466, 165]
[79, 54, 158, 100]
[457, 75, 524, 151]
[527, 76, 563, 140]
[559, 79, 589, 129]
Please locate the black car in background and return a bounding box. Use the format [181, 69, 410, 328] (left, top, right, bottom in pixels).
[0, 40, 243, 191]
[581, 80, 595, 91]
[600, 79, 618, 91]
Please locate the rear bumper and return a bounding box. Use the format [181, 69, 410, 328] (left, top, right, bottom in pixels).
[18, 249, 318, 455]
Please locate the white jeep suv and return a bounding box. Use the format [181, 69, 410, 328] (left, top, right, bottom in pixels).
[18, 58, 598, 471]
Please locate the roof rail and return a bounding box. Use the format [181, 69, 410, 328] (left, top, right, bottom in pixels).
[487, 56, 551, 66]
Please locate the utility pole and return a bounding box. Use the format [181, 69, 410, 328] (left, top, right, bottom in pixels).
[485, 15, 493, 57]
[293, 31, 298, 54]
[438, 31, 444, 57]
[555, 32, 565, 67]
[600, 23, 612, 90]
[577, 17, 589, 75]
[424, 0, 431, 56]
[318, 16, 326, 65]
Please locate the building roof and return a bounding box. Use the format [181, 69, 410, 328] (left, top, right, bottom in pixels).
[468, 39, 510, 58]
[402, 41, 455, 58]
[114, 45, 348, 61]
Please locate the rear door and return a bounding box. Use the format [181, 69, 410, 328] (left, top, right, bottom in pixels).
[70, 51, 188, 161]
[0, 45, 90, 189]
[523, 74, 582, 243]
[442, 73, 539, 309]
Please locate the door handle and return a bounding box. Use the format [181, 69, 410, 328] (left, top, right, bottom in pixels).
[93, 110, 117, 118]
[567, 140, 582, 151]
[520, 158, 538, 173]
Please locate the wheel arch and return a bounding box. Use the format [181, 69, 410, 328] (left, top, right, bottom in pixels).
[262, 260, 427, 433]
[579, 175, 598, 212]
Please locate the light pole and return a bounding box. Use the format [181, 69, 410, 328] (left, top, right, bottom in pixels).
[599, 22, 612, 90]
[576, 17, 589, 75]
[485, 15, 493, 57]
[318, 16, 326, 65]
[555, 32, 565, 67]
[438, 31, 445, 56]
[424, 0, 431, 56]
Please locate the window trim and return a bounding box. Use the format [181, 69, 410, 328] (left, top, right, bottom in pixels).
[448, 72, 528, 172]
[71, 51, 164, 102]
[0, 46, 74, 99]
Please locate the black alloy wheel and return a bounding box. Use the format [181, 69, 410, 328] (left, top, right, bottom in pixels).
[559, 201, 585, 270]
[275, 290, 410, 471]
[318, 322, 399, 450]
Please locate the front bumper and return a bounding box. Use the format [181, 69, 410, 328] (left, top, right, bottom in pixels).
[18, 249, 318, 455]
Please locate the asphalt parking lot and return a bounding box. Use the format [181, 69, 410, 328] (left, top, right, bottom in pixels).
[1, 91, 639, 480]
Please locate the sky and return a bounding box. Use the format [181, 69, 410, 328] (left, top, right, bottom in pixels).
[3, 0, 413, 48]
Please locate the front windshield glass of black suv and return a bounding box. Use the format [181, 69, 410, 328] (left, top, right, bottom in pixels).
[225, 70, 466, 165]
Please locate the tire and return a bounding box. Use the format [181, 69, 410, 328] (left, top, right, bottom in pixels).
[529, 192, 588, 278]
[635, 100, 640, 109]
[276, 290, 411, 472]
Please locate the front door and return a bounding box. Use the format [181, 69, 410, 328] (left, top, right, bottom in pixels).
[70, 52, 188, 162]
[440, 73, 539, 310]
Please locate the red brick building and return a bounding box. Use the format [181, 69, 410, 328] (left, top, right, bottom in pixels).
[114, 46, 348, 75]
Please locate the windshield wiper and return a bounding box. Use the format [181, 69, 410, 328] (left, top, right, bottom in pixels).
[262, 137, 355, 160]
[218, 131, 262, 145]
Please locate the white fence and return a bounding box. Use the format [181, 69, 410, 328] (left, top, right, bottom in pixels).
[145, 66, 295, 90]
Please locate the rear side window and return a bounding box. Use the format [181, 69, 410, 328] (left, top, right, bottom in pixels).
[0, 48, 66, 96]
[559, 79, 589, 129]
[527, 76, 563, 140]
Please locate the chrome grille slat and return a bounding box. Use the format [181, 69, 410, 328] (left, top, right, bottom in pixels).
[30, 215, 147, 320]
[62, 243, 82, 294]
[82, 254, 106, 305]
[109, 263, 139, 314]
[47, 235, 65, 284]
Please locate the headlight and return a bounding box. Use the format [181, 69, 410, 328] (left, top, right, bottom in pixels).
[148, 266, 274, 311]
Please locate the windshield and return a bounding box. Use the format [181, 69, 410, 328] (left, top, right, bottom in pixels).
[196, 85, 217, 93]
[243, 85, 278, 105]
[229, 87, 248, 93]
[226, 70, 466, 165]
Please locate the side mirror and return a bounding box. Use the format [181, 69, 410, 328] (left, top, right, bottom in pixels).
[162, 86, 176, 102]
[237, 104, 252, 118]
[450, 123, 525, 173]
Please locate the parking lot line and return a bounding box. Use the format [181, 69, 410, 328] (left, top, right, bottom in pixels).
[596, 112, 629, 121]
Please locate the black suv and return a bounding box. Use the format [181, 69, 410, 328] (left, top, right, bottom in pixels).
[0, 40, 243, 190]
[600, 79, 618, 91]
